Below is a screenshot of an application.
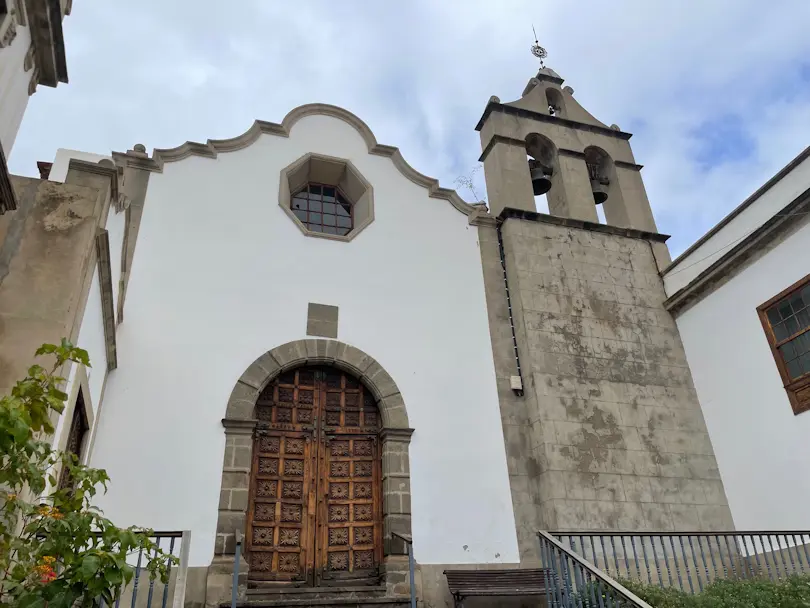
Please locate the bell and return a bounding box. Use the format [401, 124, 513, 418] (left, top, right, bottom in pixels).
[591, 178, 609, 204]
[530, 164, 553, 196]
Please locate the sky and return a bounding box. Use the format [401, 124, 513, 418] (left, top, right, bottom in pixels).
[9, 0, 810, 256]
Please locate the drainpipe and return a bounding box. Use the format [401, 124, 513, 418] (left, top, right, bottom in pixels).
[496, 218, 524, 396]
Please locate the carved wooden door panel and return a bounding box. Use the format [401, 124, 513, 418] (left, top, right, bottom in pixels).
[247, 430, 313, 582]
[315, 369, 381, 584]
[318, 435, 381, 583]
[247, 369, 319, 583]
[246, 367, 381, 586]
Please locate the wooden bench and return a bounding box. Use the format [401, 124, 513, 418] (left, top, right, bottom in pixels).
[444, 568, 548, 607]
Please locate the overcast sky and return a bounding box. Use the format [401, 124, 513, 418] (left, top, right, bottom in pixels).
[9, 0, 810, 255]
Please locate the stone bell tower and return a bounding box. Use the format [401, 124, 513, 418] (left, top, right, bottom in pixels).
[474, 49, 733, 562]
[478, 62, 660, 239]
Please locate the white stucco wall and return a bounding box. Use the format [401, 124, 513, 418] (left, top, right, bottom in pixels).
[664, 153, 810, 294]
[106, 203, 126, 322]
[674, 218, 810, 530]
[53, 269, 107, 455]
[78, 269, 108, 413]
[0, 19, 33, 155]
[89, 113, 519, 568]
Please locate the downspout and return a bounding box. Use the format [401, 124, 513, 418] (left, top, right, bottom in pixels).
[496, 217, 524, 395]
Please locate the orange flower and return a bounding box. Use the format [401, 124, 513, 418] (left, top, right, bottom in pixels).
[36, 506, 63, 519]
[35, 559, 57, 583]
[39, 567, 56, 583]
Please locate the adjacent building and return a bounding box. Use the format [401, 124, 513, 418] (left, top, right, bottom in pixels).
[0, 0, 72, 213]
[662, 147, 810, 531]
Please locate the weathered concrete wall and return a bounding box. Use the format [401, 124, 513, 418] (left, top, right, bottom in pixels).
[0, 175, 109, 394]
[480, 215, 734, 561]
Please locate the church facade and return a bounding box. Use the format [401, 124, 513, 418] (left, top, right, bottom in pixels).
[0, 64, 735, 607]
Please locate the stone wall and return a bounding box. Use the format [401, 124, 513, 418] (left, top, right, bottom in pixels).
[480, 214, 734, 561]
[0, 170, 113, 395]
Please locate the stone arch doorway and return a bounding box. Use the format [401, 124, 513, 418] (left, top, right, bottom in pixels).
[247, 365, 382, 586]
[209, 339, 414, 604]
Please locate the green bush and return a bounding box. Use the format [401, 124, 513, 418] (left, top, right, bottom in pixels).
[620, 575, 810, 608]
[1, 341, 177, 608]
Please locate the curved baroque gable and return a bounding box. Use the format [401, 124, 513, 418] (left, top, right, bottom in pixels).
[114, 103, 479, 217]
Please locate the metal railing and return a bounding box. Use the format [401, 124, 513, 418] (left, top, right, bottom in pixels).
[539, 531, 652, 608]
[100, 530, 190, 608]
[392, 532, 416, 608]
[552, 531, 810, 594]
[231, 531, 242, 608]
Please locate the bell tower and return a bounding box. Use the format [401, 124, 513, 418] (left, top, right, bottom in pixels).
[477, 47, 659, 235]
[475, 44, 732, 561]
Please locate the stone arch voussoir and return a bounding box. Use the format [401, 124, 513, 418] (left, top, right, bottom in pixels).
[224, 339, 410, 429]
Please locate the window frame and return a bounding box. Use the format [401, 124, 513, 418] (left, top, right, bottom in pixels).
[58, 388, 89, 490]
[757, 272, 810, 415]
[290, 182, 354, 236]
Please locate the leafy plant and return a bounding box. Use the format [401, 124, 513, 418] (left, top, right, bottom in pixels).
[618, 575, 810, 608]
[0, 340, 178, 608]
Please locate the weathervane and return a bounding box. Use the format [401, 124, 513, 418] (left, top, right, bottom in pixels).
[531, 25, 547, 68]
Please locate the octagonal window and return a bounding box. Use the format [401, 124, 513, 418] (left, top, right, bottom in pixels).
[279, 153, 374, 242]
[291, 183, 354, 236]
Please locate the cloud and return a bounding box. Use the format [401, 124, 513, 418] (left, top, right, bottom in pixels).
[9, 0, 810, 256]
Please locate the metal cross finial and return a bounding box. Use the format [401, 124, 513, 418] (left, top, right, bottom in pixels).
[531, 25, 547, 68]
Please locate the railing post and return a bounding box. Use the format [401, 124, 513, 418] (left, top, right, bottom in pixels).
[171, 531, 191, 608]
[392, 532, 416, 608]
[231, 530, 242, 608]
[407, 542, 416, 608]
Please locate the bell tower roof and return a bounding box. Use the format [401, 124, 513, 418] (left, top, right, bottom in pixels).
[522, 67, 564, 96]
[474, 43, 661, 239]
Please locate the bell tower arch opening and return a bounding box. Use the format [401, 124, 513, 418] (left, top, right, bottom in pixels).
[526, 133, 557, 215]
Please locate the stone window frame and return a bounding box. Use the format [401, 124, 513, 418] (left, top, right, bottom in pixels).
[758, 272, 810, 415]
[279, 152, 374, 243]
[208, 339, 414, 604]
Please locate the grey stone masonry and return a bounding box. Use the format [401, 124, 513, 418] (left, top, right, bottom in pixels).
[479, 214, 734, 561]
[306, 302, 339, 338]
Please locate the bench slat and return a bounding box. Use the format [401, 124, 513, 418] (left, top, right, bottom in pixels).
[444, 568, 549, 599]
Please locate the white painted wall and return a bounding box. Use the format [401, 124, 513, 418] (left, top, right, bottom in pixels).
[90, 113, 519, 567]
[77, 269, 108, 413]
[106, 201, 126, 322]
[664, 153, 810, 294]
[53, 268, 107, 458]
[0, 16, 33, 155]
[673, 218, 810, 530]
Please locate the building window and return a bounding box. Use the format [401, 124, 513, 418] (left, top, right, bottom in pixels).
[279, 153, 374, 242]
[758, 273, 810, 415]
[291, 183, 353, 236]
[58, 389, 89, 489]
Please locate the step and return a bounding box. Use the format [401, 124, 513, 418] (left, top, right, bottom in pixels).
[228, 598, 409, 608]
[246, 585, 387, 599]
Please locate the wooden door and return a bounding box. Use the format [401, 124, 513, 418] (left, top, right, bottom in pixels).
[246, 367, 381, 586]
[318, 435, 381, 584]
